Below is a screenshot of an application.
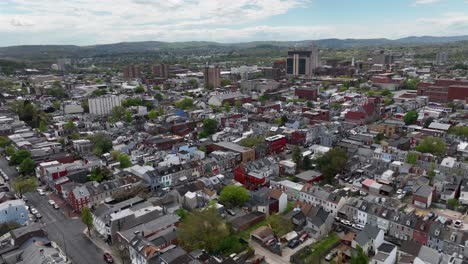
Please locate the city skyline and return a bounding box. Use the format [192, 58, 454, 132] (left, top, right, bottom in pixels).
[1, 0, 468, 46]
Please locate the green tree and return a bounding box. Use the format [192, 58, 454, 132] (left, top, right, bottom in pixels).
[235, 100, 242, 111]
[223, 102, 231, 113]
[350, 245, 369, 264]
[122, 98, 143, 107]
[306, 101, 314, 108]
[0, 136, 11, 148]
[38, 120, 47, 132]
[89, 133, 113, 156]
[12, 176, 38, 197]
[177, 206, 230, 253]
[427, 163, 436, 186]
[81, 207, 93, 236]
[63, 120, 76, 132]
[188, 79, 198, 88]
[134, 85, 145, 93]
[148, 109, 158, 120]
[406, 152, 418, 165]
[292, 146, 302, 170]
[201, 119, 218, 137]
[281, 115, 288, 126]
[52, 100, 61, 110]
[303, 156, 312, 170]
[374, 133, 385, 144]
[0, 222, 21, 237]
[239, 136, 264, 148]
[155, 93, 163, 101]
[19, 158, 35, 175]
[89, 167, 112, 183]
[219, 185, 249, 208]
[423, 117, 434, 128]
[175, 98, 194, 110]
[315, 148, 348, 183]
[81, 99, 89, 113]
[403, 110, 418, 125]
[448, 198, 460, 209]
[124, 111, 132, 123]
[118, 153, 132, 168]
[220, 79, 232, 86]
[403, 78, 420, 90]
[4, 146, 15, 156]
[449, 126, 468, 137]
[380, 89, 392, 96]
[10, 149, 31, 166]
[110, 106, 126, 122]
[415, 137, 447, 156]
[268, 214, 293, 237]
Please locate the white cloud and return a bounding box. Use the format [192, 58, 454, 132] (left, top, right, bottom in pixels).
[9, 17, 34, 27]
[413, 0, 441, 5]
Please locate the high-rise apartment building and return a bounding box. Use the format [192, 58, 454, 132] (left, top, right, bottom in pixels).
[286, 44, 319, 77]
[123, 65, 141, 79]
[152, 64, 169, 79]
[203, 65, 221, 89]
[88, 95, 126, 116]
[435, 52, 448, 65]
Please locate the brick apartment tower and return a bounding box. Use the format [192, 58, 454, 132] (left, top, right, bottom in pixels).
[203, 65, 221, 89]
[123, 64, 141, 79]
[152, 64, 169, 79]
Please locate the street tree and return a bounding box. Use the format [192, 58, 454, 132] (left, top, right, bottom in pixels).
[12, 176, 37, 197]
[19, 158, 35, 175]
[10, 149, 31, 166]
[219, 185, 249, 208]
[81, 207, 93, 236]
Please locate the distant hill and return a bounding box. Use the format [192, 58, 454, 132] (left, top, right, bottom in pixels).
[1, 35, 468, 60]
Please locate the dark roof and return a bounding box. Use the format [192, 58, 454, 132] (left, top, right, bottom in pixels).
[378, 243, 396, 254]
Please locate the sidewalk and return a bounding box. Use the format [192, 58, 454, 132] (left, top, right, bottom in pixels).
[48, 192, 80, 219]
[83, 229, 123, 264]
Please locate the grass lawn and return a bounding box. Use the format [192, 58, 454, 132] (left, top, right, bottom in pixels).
[237, 218, 269, 240]
[309, 232, 340, 257]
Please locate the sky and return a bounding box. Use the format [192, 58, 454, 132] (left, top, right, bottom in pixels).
[0, 0, 468, 46]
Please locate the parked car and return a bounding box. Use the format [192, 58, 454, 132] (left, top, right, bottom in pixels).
[299, 233, 308, 243]
[341, 220, 351, 226]
[265, 238, 276, 246]
[103, 253, 114, 263]
[454, 220, 463, 228]
[397, 194, 405, 200]
[396, 189, 403, 195]
[37, 188, 45, 196]
[48, 200, 56, 205]
[226, 209, 236, 216]
[53, 204, 59, 209]
[288, 239, 300, 249]
[30, 208, 38, 215]
[325, 250, 338, 261]
[35, 213, 42, 219]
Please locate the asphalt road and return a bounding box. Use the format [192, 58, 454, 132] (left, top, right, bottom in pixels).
[0, 156, 18, 180]
[26, 191, 106, 264]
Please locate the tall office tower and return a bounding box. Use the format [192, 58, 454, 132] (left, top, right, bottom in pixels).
[88, 94, 126, 116]
[122, 65, 141, 79]
[372, 50, 393, 66]
[435, 52, 448, 65]
[152, 64, 170, 78]
[203, 65, 221, 89]
[286, 44, 319, 77]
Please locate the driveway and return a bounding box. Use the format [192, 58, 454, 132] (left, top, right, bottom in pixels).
[250, 238, 314, 264]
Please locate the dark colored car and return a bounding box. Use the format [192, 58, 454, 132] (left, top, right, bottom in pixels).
[288, 239, 300, 249]
[103, 253, 114, 263]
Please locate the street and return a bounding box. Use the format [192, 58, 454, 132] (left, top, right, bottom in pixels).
[26, 191, 107, 264]
[0, 156, 18, 180]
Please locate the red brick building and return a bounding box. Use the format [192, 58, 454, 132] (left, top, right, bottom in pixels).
[265, 135, 287, 154]
[295, 87, 318, 101]
[67, 185, 90, 212]
[417, 79, 468, 103]
[123, 64, 141, 79]
[412, 219, 431, 245]
[234, 158, 278, 190]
